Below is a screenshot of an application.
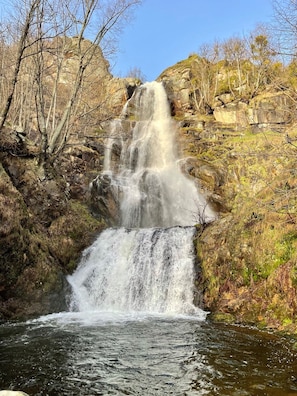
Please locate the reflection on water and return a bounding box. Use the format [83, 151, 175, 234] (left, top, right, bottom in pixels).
[0, 314, 297, 395]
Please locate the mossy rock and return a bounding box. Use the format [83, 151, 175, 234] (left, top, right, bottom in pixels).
[210, 312, 236, 324]
[48, 199, 105, 272]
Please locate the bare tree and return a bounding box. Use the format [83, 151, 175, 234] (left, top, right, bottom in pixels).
[222, 37, 247, 95]
[38, 0, 141, 161]
[126, 66, 146, 82]
[0, 0, 142, 165]
[272, 0, 297, 58]
[0, 0, 40, 130]
[191, 42, 221, 114]
[249, 32, 276, 93]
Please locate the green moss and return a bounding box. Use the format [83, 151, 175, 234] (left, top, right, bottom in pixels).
[257, 320, 268, 330]
[255, 232, 297, 279]
[211, 312, 236, 324]
[282, 318, 293, 327]
[48, 199, 105, 272]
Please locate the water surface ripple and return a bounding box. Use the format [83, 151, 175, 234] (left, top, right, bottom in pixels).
[1, 315, 297, 395]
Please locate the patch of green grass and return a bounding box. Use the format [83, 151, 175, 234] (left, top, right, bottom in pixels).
[255, 232, 297, 279]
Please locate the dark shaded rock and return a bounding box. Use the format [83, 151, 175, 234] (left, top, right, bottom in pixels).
[90, 174, 120, 225]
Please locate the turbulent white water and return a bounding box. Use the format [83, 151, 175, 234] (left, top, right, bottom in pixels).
[68, 81, 215, 319]
[68, 227, 201, 316]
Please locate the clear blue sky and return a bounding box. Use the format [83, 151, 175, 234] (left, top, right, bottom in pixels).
[111, 0, 274, 81]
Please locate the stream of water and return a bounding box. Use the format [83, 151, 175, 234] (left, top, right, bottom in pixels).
[1, 82, 296, 395]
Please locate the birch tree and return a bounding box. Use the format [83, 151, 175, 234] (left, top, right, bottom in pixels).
[191, 42, 221, 114]
[249, 33, 276, 94]
[0, 0, 40, 130]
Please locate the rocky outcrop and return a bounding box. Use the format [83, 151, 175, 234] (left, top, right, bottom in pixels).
[158, 57, 196, 116]
[247, 92, 293, 129]
[158, 56, 295, 132]
[213, 102, 248, 126]
[106, 77, 142, 114]
[213, 91, 294, 131]
[61, 37, 112, 82]
[90, 173, 120, 226]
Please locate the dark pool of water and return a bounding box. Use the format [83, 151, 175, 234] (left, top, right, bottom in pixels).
[0, 312, 297, 395]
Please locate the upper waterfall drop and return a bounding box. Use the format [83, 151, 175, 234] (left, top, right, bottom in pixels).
[102, 81, 215, 228]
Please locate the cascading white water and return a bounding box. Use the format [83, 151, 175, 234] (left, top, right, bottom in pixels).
[68, 81, 215, 318]
[68, 227, 199, 315]
[103, 81, 214, 228]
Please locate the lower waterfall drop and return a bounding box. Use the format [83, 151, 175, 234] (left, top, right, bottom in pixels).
[67, 81, 215, 319]
[68, 227, 200, 315]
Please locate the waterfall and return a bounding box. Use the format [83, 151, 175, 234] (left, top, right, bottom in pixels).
[102, 81, 214, 228]
[68, 81, 215, 318]
[68, 227, 199, 315]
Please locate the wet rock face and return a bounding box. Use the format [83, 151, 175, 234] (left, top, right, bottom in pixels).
[90, 174, 120, 226]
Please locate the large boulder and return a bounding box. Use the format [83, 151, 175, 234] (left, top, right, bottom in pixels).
[90, 173, 120, 226]
[247, 92, 293, 127]
[106, 77, 141, 115]
[213, 102, 249, 126]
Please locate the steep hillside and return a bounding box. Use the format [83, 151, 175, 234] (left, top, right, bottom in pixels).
[158, 56, 297, 333]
